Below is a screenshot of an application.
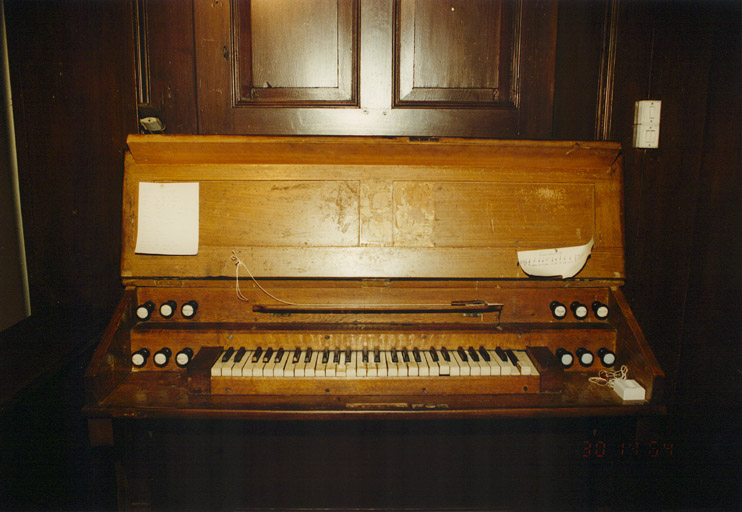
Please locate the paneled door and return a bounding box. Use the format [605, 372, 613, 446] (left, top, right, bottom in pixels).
[191, 0, 557, 137]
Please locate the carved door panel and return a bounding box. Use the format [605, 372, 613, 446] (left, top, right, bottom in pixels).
[192, 0, 556, 137]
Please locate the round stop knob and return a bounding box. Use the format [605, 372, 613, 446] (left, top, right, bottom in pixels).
[555, 348, 574, 368]
[131, 348, 150, 368]
[153, 347, 172, 367]
[571, 301, 589, 320]
[159, 300, 177, 319]
[576, 347, 594, 367]
[136, 301, 155, 321]
[181, 300, 198, 319]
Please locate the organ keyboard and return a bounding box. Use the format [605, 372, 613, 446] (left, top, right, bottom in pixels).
[85, 135, 664, 420]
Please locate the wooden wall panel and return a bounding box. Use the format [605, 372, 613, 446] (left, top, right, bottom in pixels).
[137, 0, 198, 133]
[234, 0, 358, 105]
[192, 0, 556, 137]
[395, 0, 514, 105]
[551, 0, 609, 140]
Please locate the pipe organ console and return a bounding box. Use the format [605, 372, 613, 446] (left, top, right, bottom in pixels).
[85, 135, 664, 421]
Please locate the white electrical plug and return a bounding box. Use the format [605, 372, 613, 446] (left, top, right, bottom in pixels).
[612, 379, 646, 401]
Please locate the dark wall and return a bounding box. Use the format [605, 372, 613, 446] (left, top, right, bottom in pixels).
[4, 0, 137, 314]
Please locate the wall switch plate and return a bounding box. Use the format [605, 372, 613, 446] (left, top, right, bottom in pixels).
[633, 100, 661, 148]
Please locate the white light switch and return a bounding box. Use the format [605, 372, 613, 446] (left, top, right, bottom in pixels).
[633, 100, 661, 148]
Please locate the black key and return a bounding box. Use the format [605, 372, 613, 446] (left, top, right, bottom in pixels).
[478, 346, 491, 361]
[441, 347, 451, 362]
[322, 347, 330, 364]
[221, 347, 235, 363]
[292, 347, 302, 364]
[495, 346, 507, 362]
[234, 347, 247, 363]
[402, 348, 410, 363]
[345, 347, 352, 364]
[304, 347, 313, 363]
[457, 346, 469, 362]
[274, 347, 285, 363]
[362, 347, 369, 363]
[467, 346, 480, 362]
[413, 348, 422, 363]
[374, 347, 381, 363]
[262, 347, 274, 363]
[252, 347, 263, 363]
[429, 347, 439, 362]
[333, 348, 340, 363]
[391, 348, 399, 363]
[506, 349, 519, 367]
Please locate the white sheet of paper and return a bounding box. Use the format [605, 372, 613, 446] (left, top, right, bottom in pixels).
[517, 238, 593, 278]
[135, 182, 199, 255]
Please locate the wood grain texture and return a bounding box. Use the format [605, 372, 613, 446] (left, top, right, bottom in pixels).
[191, 0, 556, 136]
[234, 0, 358, 105]
[396, 0, 511, 104]
[139, 0, 198, 133]
[120, 136, 624, 280]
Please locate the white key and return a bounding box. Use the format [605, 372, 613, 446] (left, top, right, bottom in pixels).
[481, 349, 501, 376]
[467, 347, 489, 376]
[325, 349, 338, 377]
[381, 350, 399, 377]
[210, 349, 233, 377]
[502, 350, 520, 375]
[293, 350, 307, 377]
[414, 349, 429, 376]
[489, 350, 512, 375]
[254, 348, 274, 377]
[477, 353, 492, 376]
[356, 350, 368, 377]
[366, 349, 378, 377]
[452, 350, 471, 376]
[315, 350, 329, 377]
[232, 349, 252, 377]
[240, 350, 259, 377]
[347, 350, 357, 377]
[376, 349, 388, 377]
[462, 348, 481, 376]
[423, 349, 439, 376]
[305, 350, 319, 377]
[514, 350, 539, 376]
[283, 350, 299, 377]
[221, 350, 237, 377]
[436, 349, 451, 376]
[273, 349, 288, 377]
[404, 349, 419, 376]
[262, 349, 278, 377]
[395, 349, 408, 377]
[442, 349, 457, 376]
[336, 349, 349, 376]
[474, 348, 492, 376]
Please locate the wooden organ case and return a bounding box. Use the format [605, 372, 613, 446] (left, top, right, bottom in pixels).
[85, 135, 664, 424]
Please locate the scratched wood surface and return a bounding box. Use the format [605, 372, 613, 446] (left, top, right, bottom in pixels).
[121, 135, 624, 281]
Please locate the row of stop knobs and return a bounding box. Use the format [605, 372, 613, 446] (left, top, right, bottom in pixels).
[136, 300, 199, 321]
[131, 347, 193, 368]
[550, 301, 609, 320]
[556, 347, 615, 368]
